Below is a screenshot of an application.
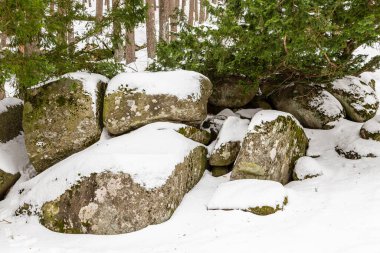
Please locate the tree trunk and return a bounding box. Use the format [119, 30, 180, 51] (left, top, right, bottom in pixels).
[188, 0, 194, 25]
[181, 0, 186, 10]
[0, 87, 4, 100]
[0, 33, 7, 49]
[194, 0, 198, 23]
[50, 1, 55, 15]
[106, 0, 110, 10]
[125, 30, 136, 64]
[146, 0, 156, 58]
[170, 0, 179, 41]
[96, 0, 103, 22]
[159, 0, 169, 41]
[113, 0, 124, 62]
[199, 0, 205, 23]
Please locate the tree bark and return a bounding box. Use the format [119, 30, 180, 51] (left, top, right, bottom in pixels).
[159, 0, 169, 41]
[199, 0, 205, 23]
[194, 0, 198, 23]
[113, 0, 124, 62]
[125, 30, 136, 64]
[170, 0, 179, 41]
[0, 33, 6, 49]
[146, 0, 157, 58]
[105, 0, 110, 10]
[181, 0, 186, 10]
[188, 0, 194, 25]
[96, 0, 103, 22]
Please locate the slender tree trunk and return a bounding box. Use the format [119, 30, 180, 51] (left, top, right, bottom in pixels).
[96, 0, 103, 22]
[125, 30, 136, 64]
[0, 33, 7, 49]
[170, 0, 179, 41]
[188, 0, 194, 25]
[194, 0, 198, 23]
[159, 0, 169, 41]
[181, 0, 185, 10]
[0, 85, 4, 100]
[146, 0, 156, 58]
[106, 0, 110, 10]
[113, 0, 124, 61]
[50, 1, 55, 15]
[199, 0, 205, 23]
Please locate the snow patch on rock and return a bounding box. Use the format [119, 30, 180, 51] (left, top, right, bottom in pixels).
[294, 156, 324, 180]
[0, 98, 23, 114]
[248, 110, 302, 133]
[212, 116, 249, 151]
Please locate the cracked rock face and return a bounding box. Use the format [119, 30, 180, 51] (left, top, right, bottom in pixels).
[231, 114, 308, 185]
[23, 76, 107, 173]
[103, 72, 212, 135]
[40, 146, 207, 235]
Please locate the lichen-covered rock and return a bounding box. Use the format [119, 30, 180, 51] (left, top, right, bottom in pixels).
[209, 76, 258, 108]
[327, 76, 379, 122]
[211, 166, 231, 177]
[293, 156, 323, 180]
[209, 116, 249, 166]
[270, 84, 345, 129]
[176, 125, 211, 145]
[15, 122, 207, 235]
[23, 72, 108, 173]
[207, 179, 288, 215]
[104, 70, 212, 135]
[0, 98, 23, 143]
[360, 115, 380, 142]
[231, 110, 308, 184]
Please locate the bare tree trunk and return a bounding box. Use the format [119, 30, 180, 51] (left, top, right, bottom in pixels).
[125, 30, 136, 64]
[96, 0, 103, 22]
[50, 1, 55, 15]
[194, 0, 198, 23]
[0, 33, 7, 49]
[199, 0, 205, 23]
[181, 0, 186, 10]
[113, 0, 124, 61]
[106, 0, 110, 10]
[188, 0, 194, 25]
[159, 0, 169, 41]
[146, 0, 156, 58]
[170, 0, 179, 41]
[0, 86, 4, 100]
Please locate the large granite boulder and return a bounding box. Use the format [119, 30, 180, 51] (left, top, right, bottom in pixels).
[23, 72, 108, 173]
[231, 110, 308, 184]
[209, 76, 258, 108]
[0, 98, 25, 199]
[15, 122, 207, 235]
[104, 70, 212, 135]
[209, 116, 249, 166]
[327, 76, 378, 122]
[270, 84, 345, 129]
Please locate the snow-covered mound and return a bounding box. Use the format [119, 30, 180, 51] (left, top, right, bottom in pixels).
[207, 179, 287, 215]
[293, 156, 324, 180]
[0, 134, 29, 175]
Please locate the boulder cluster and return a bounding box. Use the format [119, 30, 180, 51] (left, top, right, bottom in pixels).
[0, 70, 379, 235]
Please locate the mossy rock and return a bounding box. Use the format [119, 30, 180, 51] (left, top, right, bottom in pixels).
[270, 84, 345, 129]
[209, 76, 259, 108]
[211, 166, 231, 177]
[327, 76, 379, 122]
[360, 116, 380, 142]
[104, 71, 212, 135]
[23, 74, 107, 173]
[176, 125, 211, 145]
[38, 146, 207, 235]
[0, 98, 23, 143]
[0, 170, 20, 200]
[209, 141, 240, 166]
[231, 111, 308, 184]
[247, 197, 288, 215]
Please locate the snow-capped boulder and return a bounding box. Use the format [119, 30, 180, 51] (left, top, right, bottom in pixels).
[209, 116, 249, 166]
[360, 115, 380, 142]
[270, 84, 345, 129]
[23, 73, 108, 173]
[201, 108, 237, 139]
[0, 98, 23, 143]
[293, 156, 323, 180]
[209, 76, 258, 108]
[175, 125, 211, 145]
[327, 76, 378, 122]
[15, 123, 207, 235]
[208, 179, 288, 215]
[231, 110, 308, 184]
[104, 70, 212, 135]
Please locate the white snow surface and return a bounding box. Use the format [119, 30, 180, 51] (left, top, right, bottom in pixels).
[212, 116, 249, 151]
[294, 156, 324, 180]
[248, 109, 302, 133]
[207, 179, 287, 210]
[308, 90, 343, 118]
[0, 134, 29, 175]
[235, 108, 263, 119]
[106, 70, 209, 101]
[361, 115, 380, 134]
[3, 122, 202, 211]
[0, 97, 23, 114]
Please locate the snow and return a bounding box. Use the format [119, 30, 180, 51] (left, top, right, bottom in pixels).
[248, 109, 302, 133]
[212, 116, 249, 151]
[352, 43, 380, 65]
[308, 90, 343, 118]
[294, 156, 324, 180]
[106, 70, 209, 101]
[0, 134, 29, 175]
[235, 108, 262, 119]
[361, 115, 380, 134]
[207, 179, 287, 211]
[0, 97, 23, 114]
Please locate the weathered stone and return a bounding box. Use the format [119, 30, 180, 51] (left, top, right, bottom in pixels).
[231, 110, 308, 184]
[270, 84, 345, 129]
[0, 170, 20, 199]
[327, 76, 379, 122]
[246, 95, 272, 109]
[23, 73, 107, 173]
[176, 125, 211, 145]
[0, 98, 23, 143]
[360, 115, 380, 142]
[209, 76, 259, 108]
[209, 141, 240, 166]
[39, 146, 207, 235]
[104, 71, 212, 135]
[211, 166, 231, 177]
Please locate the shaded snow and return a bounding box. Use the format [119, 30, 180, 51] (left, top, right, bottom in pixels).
[0, 134, 29, 175]
[294, 156, 324, 180]
[0, 98, 23, 114]
[308, 90, 343, 118]
[212, 116, 249, 151]
[361, 115, 380, 134]
[235, 108, 262, 119]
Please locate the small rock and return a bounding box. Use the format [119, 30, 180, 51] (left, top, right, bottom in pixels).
[293, 156, 323, 180]
[360, 115, 380, 141]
